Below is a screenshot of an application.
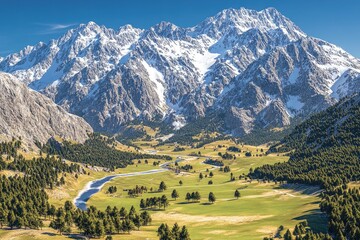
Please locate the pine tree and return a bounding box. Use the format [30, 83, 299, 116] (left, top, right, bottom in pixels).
[180, 225, 191, 240]
[195, 191, 201, 201]
[157, 223, 171, 240]
[122, 217, 135, 233]
[140, 199, 146, 209]
[114, 216, 122, 234]
[95, 220, 105, 238]
[208, 192, 216, 203]
[7, 211, 16, 230]
[161, 195, 169, 209]
[159, 181, 167, 192]
[284, 229, 293, 240]
[133, 214, 142, 230]
[0, 207, 7, 228]
[129, 206, 136, 218]
[120, 207, 127, 218]
[293, 224, 300, 235]
[50, 214, 67, 235]
[234, 189, 240, 199]
[186, 192, 191, 202]
[171, 189, 179, 200]
[140, 211, 152, 226]
[171, 223, 180, 239]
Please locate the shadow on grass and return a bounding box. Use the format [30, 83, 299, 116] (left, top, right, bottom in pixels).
[292, 209, 328, 233]
[227, 198, 238, 201]
[200, 202, 213, 205]
[41, 232, 89, 239]
[176, 201, 199, 205]
[275, 183, 323, 195]
[141, 208, 166, 211]
[41, 232, 57, 236]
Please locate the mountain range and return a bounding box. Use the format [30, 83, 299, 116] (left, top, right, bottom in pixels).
[1, 7, 360, 136]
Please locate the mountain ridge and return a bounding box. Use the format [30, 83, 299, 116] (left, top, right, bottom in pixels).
[1, 7, 360, 135]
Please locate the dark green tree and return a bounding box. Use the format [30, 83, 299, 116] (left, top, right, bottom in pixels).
[159, 181, 167, 192]
[179, 225, 191, 240]
[171, 189, 179, 200]
[234, 189, 240, 199]
[208, 192, 216, 203]
[284, 229, 293, 240]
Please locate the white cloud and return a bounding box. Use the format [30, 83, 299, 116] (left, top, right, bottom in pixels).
[47, 23, 76, 30]
[35, 22, 78, 35]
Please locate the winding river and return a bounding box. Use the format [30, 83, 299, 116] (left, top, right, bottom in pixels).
[74, 168, 168, 210]
[74, 158, 191, 210]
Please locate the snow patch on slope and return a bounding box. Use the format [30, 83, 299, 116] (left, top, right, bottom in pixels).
[191, 50, 220, 80]
[141, 60, 167, 112]
[331, 72, 349, 99]
[172, 115, 187, 130]
[288, 67, 299, 84]
[286, 95, 304, 116]
[331, 70, 360, 99]
[29, 61, 63, 90]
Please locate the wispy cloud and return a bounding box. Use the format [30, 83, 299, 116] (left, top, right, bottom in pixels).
[35, 22, 78, 35]
[47, 23, 77, 30]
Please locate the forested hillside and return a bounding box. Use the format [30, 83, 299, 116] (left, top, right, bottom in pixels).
[251, 94, 360, 239]
[42, 133, 171, 170]
[269, 94, 360, 153]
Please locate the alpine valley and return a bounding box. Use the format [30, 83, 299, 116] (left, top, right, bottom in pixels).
[1, 7, 360, 137]
[1, 5, 360, 240]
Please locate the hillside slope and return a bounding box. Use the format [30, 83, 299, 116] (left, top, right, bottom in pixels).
[269, 93, 360, 153]
[0, 72, 92, 147]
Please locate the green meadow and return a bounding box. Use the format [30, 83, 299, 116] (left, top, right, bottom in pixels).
[86, 140, 327, 239]
[0, 140, 327, 239]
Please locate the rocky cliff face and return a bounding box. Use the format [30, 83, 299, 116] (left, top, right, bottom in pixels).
[1, 7, 360, 135]
[216, 37, 360, 134]
[0, 72, 92, 147]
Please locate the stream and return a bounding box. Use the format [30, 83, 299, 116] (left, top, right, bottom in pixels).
[74, 168, 168, 210]
[74, 158, 186, 210]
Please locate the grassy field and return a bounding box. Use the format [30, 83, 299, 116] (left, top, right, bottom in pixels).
[0, 140, 327, 239]
[87, 154, 326, 239]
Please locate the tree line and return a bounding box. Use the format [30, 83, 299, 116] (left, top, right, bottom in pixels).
[50, 202, 152, 237]
[41, 133, 171, 170]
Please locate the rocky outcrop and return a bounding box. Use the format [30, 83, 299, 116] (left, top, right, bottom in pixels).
[0, 72, 92, 147]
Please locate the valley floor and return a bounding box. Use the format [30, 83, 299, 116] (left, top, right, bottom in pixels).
[0, 140, 328, 239]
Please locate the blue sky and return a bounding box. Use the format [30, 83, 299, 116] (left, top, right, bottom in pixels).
[0, 0, 359, 57]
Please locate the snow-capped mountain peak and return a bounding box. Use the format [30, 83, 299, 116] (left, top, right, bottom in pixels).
[1, 7, 359, 135]
[192, 7, 305, 41]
